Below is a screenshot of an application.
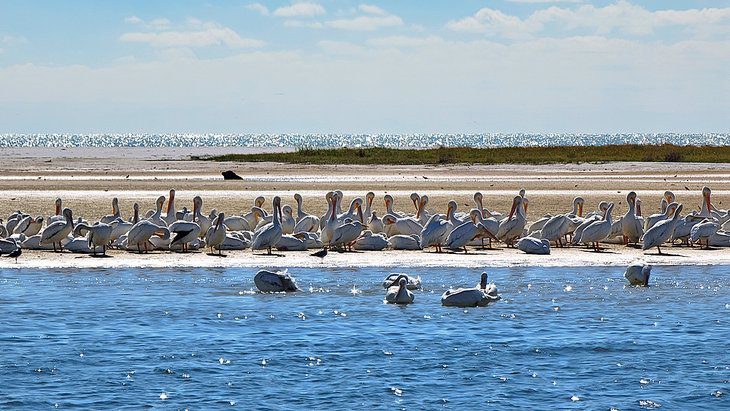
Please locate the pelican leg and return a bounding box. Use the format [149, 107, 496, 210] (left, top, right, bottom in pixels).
[657, 246, 662, 255]
[53, 242, 57, 253]
[463, 246, 468, 253]
[138, 244, 142, 254]
[267, 247, 272, 255]
[103, 245, 106, 256]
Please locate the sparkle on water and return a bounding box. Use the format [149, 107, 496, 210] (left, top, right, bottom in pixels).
[0, 265, 727, 408]
[1, 133, 729, 148]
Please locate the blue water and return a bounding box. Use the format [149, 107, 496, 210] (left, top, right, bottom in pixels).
[1, 265, 728, 409]
[1, 133, 728, 148]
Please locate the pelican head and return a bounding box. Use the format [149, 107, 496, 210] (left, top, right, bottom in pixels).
[382, 214, 397, 225]
[480, 272, 488, 289]
[410, 193, 420, 210]
[366, 191, 375, 205]
[635, 198, 642, 216]
[664, 191, 675, 204]
[255, 196, 265, 208]
[294, 193, 302, 204]
[518, 188, 526, 198]
[574, 197, 585, 217]
[282, 205, 293, 217]
[666, 202, 679, 217]
[384, 194, 394, 208]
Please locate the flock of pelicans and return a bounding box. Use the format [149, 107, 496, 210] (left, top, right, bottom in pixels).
[0, 186, 728, 261]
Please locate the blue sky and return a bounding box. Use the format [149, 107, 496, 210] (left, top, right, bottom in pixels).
[1, 0, 729, 133]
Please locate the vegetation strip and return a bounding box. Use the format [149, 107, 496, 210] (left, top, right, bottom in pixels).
[199, 144, 730, 165]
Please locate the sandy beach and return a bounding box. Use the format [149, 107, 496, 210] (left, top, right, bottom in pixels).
[1, 147, 728, 268]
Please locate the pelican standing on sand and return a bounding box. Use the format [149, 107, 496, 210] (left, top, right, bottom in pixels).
[100, 197, 122, 224]
[73, 222, 113, 256]
[206, 212, 227, 255]
[578, 203, 615, 252]
[293, 193, 320, 233]
[497, 196, 527, 247]
[40, 208, 74, 252]
[642, 204, 684, 254]
[126, 220, 170, 253]
[251, 196, 283, 255]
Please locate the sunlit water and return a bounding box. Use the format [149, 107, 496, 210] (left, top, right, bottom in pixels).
[1, 133, 728, 148]
[1, 265, 728, 409]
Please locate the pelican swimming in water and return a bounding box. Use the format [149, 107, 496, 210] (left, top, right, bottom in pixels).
[251, 196, 283, 255]
[40, 208, 74, 252]
[73, 222, 113, 255]
[384, 277, 414, 305]
[382, 273, 422, 290]
[624, 262, 652, 286]
[441, 272, 500, 307]
[253, 269, 299, 292]
[642, 203, 684, 254]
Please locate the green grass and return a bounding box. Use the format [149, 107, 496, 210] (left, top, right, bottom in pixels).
[199, 144, 730, 165]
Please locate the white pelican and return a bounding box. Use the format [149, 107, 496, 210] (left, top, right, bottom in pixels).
[415, 194, 431, 226]
[48, 198, 64, 224]
[690, 219, 719, 249]
[441, 272, 500, 307]
[13, 215, 43, 237]
[338, 198, 363, 223]
[353, 230, 389, 251]
[517, 236, 550, 255]
[321, 194, 340, 244]
[73, 222, 113, 256]
[474, 192, 502, 220]
[620, 192, 643, 245]
[362, 192, 375, 221]
[646, 195, 677, 230]
[205, 212, 227, 255]
[540, 197, 584, 247]
[190, 196, 210, 237]
[642, 203, 684, 254]
[382, 273, 422, 290]
[383, 194, 405, 218]
[384, 277, 414, 304]
[100, 197, 121, 224]
[319, 192, 336, 230]
[419, 212, 452, 252]
[470, 209, 500, 248]
[275, 234, 308, 251]
[162, 189, 177, 226]
[40, 208, 74, 252]
[21, 235, 55, 250]
[445, 220, 496, 253]
[254, 269, 299, 292]
[281, 205, 296, 235]
[0, 237, 20, 254]
[251, 196, 283, 255]
[330, 209, 365, 250]
[216, 233, 249, 250]
[496, 196, 527, 247]
[382, 214, 423, 237]
[293, 193, 320, 233]
[126, 220, 170, 253]
[242, 196, 267, 230]
[578, 203, 615, 251]
[624, 262, 652, 286]
[388, 234, 422, 250]
[169, 219, 201, 252]
[223, 214, 251, 232]
[368, 211, 384, 234]
[147, 195, 167, 227]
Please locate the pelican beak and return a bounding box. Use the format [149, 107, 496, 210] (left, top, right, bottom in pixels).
[636, 202, 641, 216]
[508, 200, 517, 219]
[578, 203, 583, 217]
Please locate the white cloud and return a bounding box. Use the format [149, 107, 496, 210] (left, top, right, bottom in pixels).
[447, 1, 730, 39]
[358, 4, 387, 15]
[124, 16, 143, 25]
[273, 2, 326, 18]
[2, 36, 729, 133]
[149, 18, 172, 30]
[245, 3, 270, 16]
[326, 6, 403, 31]
[120, 23, 264, 48]
[284, 20, 324, 29]
[506, 0, 583, 3]
[367, 35, 443, 48]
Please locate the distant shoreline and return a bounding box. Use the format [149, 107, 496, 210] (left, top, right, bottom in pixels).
[199, 144, 730, 165]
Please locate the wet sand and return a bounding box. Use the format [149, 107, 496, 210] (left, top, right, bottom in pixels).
[1, 147, 728, 268]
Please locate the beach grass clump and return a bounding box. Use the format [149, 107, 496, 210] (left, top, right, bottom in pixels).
[203, 144, 730, 165]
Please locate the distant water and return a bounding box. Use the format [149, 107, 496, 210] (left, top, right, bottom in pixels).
[1, 265, 727, 409]
[0, 133, 728, 148]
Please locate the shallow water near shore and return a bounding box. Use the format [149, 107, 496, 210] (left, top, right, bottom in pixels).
[1, 265, 728, 409]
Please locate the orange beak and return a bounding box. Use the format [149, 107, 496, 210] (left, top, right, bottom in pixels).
[578, 203, 583, 217]
[508, 200, 517, 219]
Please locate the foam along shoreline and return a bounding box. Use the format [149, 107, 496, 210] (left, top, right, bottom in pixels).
[2, 245, 729, 270]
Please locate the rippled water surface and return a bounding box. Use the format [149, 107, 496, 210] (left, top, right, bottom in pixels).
[1, 133, 729, 148]
[1, 265, 728, 409]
